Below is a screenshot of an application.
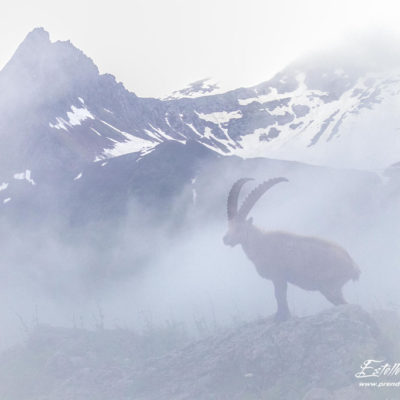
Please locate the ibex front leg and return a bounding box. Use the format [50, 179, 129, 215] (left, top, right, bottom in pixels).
[273, 279, 290, 322]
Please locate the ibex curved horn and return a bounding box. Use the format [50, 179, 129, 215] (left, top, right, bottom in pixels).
[238, 177, 288, 220]
[227, 178, 253, 220]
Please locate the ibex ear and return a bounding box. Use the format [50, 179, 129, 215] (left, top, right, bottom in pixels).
[247, 217, 253, 225]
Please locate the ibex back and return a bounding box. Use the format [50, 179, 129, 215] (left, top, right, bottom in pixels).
[223, 178, 360, 321]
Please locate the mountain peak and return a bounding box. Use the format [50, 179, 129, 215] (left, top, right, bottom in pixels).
[0, 27, 100, 109]
[11, 27, 52, 61]
[24, 27, 50, 43]
[6, 27, 99, 78]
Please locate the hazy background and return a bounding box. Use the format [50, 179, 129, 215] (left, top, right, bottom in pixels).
[1, 0, 400, 97]
[1, 0, 400, 359]
[1, 155, 399, 351]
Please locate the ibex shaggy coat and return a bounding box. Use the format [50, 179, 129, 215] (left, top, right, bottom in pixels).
[223, 178, 360, 321]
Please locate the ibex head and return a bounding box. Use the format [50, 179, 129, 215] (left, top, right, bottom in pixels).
[223, 177, 288, 247]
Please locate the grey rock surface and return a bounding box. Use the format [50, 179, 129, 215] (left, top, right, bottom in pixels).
[1, 305, 398, 400]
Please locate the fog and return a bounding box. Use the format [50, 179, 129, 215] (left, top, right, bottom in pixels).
[3, 0, 400, 97]
[1, 150, 400, 355]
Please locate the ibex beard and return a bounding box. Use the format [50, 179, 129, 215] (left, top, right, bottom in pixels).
[223, 177, 361, 322]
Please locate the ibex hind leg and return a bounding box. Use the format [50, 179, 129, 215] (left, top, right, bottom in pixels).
[320, 286, 347, 306]
[273, 279, 291, 322]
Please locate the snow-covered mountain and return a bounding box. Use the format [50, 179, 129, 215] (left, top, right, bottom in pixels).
[3, 28, 400, 173]
[1, 27, 400, 216]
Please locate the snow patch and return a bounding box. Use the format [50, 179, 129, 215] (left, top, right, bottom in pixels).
[164, 78, 223, 99]
[197, 110, 242, 124]
[49, 105, 94, 131]
[49, 118, 69, 131]
[191, 178, 197, 205]
[141, 147, 156, 157]
[186, 123, 203, 137]
[90, 128, 102, 137]
[136, 147, 157, 163]
[67, 106, 94, 126]
[13, 170, 36, 185]
[3, 197, 11, 204]
[73, 172, 82, 181]
[238, 74, 327, 106]
[0, 182, 8, 192]
[149, 123, 185, 142]
[100, 120, 157, 158]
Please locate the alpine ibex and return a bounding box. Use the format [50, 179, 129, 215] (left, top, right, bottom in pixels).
[223, 178, 360, 321]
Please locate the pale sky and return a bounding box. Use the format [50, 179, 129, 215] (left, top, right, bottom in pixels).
[1, 0, 400, 97]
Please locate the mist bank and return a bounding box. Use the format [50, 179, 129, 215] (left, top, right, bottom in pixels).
[1, 142, 400, 351]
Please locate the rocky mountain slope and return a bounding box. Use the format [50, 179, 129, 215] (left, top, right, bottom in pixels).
[1, 28, 400, 218]
[1, 27, 400, 217]
[1, 305, 399, 400]
[2, 28, 400, 176]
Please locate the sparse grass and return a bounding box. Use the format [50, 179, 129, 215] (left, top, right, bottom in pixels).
[2, 306, 400, 400]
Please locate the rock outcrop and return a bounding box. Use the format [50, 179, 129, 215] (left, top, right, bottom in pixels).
[1, 305, 398, 400]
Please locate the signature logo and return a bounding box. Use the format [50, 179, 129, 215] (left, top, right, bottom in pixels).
[355, 360, 400, 379]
